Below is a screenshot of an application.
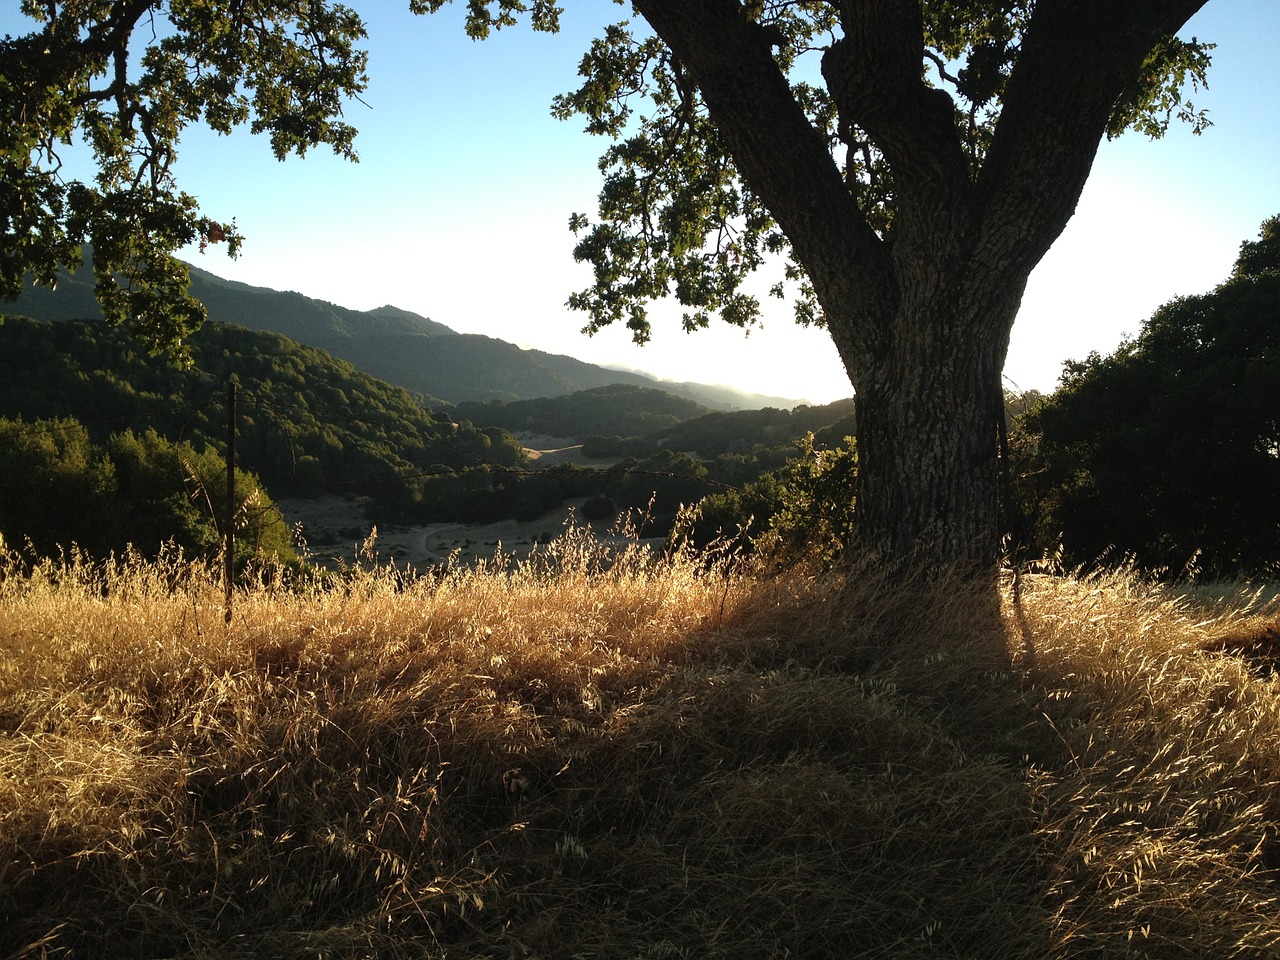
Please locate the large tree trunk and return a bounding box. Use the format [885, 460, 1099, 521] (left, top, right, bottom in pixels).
[847, 286, 1021, 573]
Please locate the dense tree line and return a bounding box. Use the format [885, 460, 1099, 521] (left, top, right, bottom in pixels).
[0, 418, 293, 564]
[1010, 215, 1280, 578]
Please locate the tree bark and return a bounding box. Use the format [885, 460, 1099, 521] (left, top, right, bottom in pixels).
[849, 278, 1022, 573]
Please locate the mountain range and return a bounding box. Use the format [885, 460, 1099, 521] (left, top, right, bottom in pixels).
[5, 258, 806, 410]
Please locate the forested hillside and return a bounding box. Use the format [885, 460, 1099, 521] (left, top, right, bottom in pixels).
[0, 315, 525, 491]
[0, 315, 534, 557]
[0, 311, 876, 554]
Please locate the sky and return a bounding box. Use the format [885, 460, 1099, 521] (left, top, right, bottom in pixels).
[8, 2, 1280, 405]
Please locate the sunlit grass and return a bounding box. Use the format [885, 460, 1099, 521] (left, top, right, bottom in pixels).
[2, 532, 1278, 958]
[1011, 570, 1280, 954]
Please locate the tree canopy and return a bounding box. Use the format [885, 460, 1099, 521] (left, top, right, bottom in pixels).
[550, 2, 1213, 341]
[0, 415, 295, 564]
[0, 0, 1220, 572]
[1016, 215, 1280, 577]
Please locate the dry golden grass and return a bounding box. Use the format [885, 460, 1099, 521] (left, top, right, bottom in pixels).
[1, 532, 1279, 958]
[1011, 571, 1280, 955]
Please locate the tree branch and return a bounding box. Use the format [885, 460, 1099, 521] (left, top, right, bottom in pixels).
[631, 0, 894, 343]
[974, 0, 1210, 287]
[820, 0, 972, 235]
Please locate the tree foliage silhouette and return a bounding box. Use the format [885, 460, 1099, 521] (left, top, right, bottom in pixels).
[1018, 215, 1280, 577]
[0, 0, 367, 357]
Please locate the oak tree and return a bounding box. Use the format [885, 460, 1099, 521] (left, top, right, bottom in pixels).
[530, 0, 1215, 572]
[1, 0, 1217, 572]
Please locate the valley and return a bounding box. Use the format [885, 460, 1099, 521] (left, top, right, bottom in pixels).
[278, 434, 641, 569]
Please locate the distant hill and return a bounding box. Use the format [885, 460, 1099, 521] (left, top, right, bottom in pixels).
[5, 258, 806, 410]
[453, 384, 716, 440]
[636, 398, 858, 458]
[184, 264, 458, 340]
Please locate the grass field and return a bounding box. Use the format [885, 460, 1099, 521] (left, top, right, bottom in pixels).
[2, 531, 1279, 958]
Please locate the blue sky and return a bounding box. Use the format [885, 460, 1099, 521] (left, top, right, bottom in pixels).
[8, 2, 1279, 404]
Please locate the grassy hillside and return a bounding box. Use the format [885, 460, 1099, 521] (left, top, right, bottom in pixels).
[2, 540, 1279, 958]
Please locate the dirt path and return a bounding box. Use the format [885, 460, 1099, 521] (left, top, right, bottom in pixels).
[517, 433, 618, 470]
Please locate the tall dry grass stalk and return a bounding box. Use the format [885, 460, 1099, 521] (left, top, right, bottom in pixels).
[1, 532, 1278, 958]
